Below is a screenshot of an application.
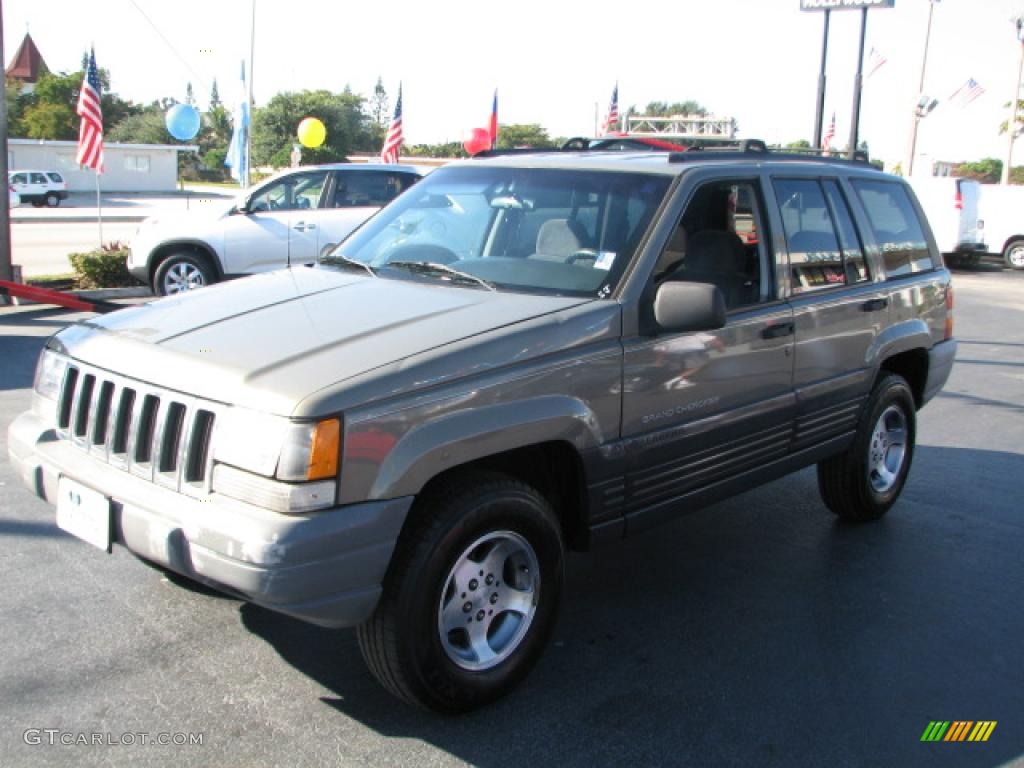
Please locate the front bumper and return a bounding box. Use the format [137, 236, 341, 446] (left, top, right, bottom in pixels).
[8, 410, 411, 628]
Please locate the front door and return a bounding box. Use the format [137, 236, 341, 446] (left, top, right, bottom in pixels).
[222, 170, 329, 274]
[621, 176, 795, 534]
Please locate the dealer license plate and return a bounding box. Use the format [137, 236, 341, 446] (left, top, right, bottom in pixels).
[56, 476, 111, 552]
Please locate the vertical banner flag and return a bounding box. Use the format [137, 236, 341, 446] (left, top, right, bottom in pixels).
[225, 61, 250, 184]
[76, 48, 104, 172]
[488, 89, 498, 150]
[822, 112, 836, 151]
[950, 78, 986, 108]
[602, 83, 619, 135]
[380, 83, 404, 163]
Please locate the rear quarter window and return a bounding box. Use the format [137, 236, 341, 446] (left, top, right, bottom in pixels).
[851, 179, 933, 277]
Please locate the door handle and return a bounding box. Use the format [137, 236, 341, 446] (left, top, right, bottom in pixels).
[861, 297, 889, 312]
[293, 222, 306, 232]
[762, 321, 795, 339]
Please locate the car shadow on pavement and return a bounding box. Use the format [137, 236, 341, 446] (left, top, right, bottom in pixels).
[239, 445, 1024, 768]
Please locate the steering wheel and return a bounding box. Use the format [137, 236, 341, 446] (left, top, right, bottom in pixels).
[566, 249, 599, 265]
[562, 137, 591, 150]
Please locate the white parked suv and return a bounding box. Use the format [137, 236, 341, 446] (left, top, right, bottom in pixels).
[9, 170, 69, 207]
[128, 164, 426, 295]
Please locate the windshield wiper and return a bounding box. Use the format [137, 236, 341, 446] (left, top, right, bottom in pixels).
[386, 261, 496, 291]
[320, 253, 376, 278]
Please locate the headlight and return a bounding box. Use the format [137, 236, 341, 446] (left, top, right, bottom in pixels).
[213, 408, 291, 476]
[33, 349, 67, 401]
[277, 418, 341, 481]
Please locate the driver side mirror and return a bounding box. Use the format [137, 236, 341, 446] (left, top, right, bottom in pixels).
[653, 280, 727, 334]
[231, 198, 250, 215]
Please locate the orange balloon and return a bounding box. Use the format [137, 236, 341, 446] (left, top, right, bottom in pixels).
[463, 127, 492, 156]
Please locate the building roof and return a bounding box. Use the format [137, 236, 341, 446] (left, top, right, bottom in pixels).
[5, 33, 48, 83]
[9, 139, 198, 153]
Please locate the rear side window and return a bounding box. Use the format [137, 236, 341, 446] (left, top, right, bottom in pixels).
[774, 178, 867, 292]
[331, 171, 418, 208]
[46, 172, 64, 183]
[10, 173, 26, 184]
[29, 172, 47, 184]
[851, 179, 932, 277]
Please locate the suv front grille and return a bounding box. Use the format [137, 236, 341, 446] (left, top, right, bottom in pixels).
[56, 362, 220, 496]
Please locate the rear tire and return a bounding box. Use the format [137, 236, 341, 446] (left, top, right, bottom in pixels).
[357, 471, 564, 713]
[45, 193, 60, 207]
[1004, 239, 1024, 270]
[817, 373, 916, 522]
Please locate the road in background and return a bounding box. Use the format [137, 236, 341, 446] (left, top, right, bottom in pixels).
[12, 221, 140, 276]
[0, 269, 1021, 767]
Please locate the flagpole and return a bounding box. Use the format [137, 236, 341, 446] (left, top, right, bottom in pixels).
[1002, 18, 1024, 186]
[905, 0, 937, 177]
[246, 0, 256, 189]
[95, 171, 103, 247]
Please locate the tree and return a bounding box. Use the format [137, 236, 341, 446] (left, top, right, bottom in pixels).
[370, 77, 389, 127]
[107, 109, 171, 144]
[209, 78, 221, 110]
[955, 157, 1003, 183]
[785, 139, 812, 149]
[251, 88, 377, 167]
[9, 68, 138, 140]
[185, 82, 195, 106]
[629, 100, 709, 117]
[496, 123, 555, 149]
[404, 141, 465, 158]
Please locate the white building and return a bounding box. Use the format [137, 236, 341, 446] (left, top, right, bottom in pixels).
[8, 139, 198, 193]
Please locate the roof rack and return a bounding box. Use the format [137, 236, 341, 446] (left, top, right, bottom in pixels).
[669, 139, 871, 165]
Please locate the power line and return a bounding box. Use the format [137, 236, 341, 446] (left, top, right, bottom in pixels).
[125, 0, 213, 98]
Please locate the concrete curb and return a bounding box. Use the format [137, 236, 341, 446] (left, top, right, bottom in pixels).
[72, 287, 153, 300]
[12, 215, 149, 225]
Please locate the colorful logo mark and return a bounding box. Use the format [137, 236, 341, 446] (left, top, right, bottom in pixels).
[921, 721, 997, 742]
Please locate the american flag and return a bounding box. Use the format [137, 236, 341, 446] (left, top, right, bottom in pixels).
[867, 47, 887, 78]
[822, 112, 836, 152]
[380, 83, 403, 163]
[602, 83, 619, 135]
[950, 78, 986, 108]
[76, 48, 104, 172]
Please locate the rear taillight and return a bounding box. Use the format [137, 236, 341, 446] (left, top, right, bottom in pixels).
[944, 284, 954, 340]
[954, 180, 964, 210]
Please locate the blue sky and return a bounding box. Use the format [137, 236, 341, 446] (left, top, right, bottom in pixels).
[5, 0, 1023, 169]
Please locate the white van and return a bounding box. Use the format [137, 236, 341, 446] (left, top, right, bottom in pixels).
[977, 184, 1024, 270]
[907, 177, 985, 266]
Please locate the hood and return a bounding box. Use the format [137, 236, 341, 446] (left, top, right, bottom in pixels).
[56, 267, 593, 415]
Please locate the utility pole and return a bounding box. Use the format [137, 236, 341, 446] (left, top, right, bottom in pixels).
[905, 0, 938, 177]
[848, 8, 868, 158]
[1002, 17, 1024, 186]
[0, 0, 14, 294]
[813, 10, 831, 149]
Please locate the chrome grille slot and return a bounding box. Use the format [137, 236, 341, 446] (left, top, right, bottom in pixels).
[159, 402, 187, 473]
[72, 374, 95, 440]
[133, 394, 161, 465]
[53, 361, 222, 495]
[92, 381, 115, 447]
[185, 410, 216, 484]
[111, 388, 136, 457]
[58, 367, 79, 431]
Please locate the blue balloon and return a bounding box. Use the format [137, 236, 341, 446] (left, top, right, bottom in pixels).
[165, 104, 201, 141]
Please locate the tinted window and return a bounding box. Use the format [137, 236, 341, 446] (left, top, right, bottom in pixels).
[774, 178, 847, 292]
[655, 180, 769, 309]
[822, 181, 869, 284]
[46, 172, 64, 183]
[851, 179, 931, 277]
[29, 173, 47, 185]
[10, 173, 26, 184]
[331, 171, 418, 208]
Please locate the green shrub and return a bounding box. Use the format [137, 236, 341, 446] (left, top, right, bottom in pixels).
[68, 242, 141, 289]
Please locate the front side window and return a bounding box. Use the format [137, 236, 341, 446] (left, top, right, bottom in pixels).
[775, 178, 868, 292]
[248, 171, 328, 213]
[851, 179, 932, 277]
[323, 166, 671, 297]
[652, 179, 769, 309]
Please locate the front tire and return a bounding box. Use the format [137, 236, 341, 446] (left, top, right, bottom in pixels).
[153, 253, 215, 296]
[357, 471, 564, 713]
[1004, 239, 1024, 270]
[817, 373, 916, 522]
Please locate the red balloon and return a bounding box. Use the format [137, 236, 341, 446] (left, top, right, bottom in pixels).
[463, 127, 492, 156]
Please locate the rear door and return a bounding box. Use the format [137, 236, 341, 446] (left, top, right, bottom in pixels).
[770, 176, 887, 449]
[316, 170, 420, 254]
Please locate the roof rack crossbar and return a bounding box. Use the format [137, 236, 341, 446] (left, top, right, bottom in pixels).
[668, 138, 871, 165]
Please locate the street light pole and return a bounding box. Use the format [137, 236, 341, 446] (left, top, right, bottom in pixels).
[905, 0, 938, 177]
[1001, 17, 1024, 186]
[0, 0, 15, 290]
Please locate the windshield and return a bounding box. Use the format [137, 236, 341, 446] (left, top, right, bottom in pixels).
[322, 166, 671, 297]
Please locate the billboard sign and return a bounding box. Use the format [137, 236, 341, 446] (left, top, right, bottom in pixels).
[800, 0, 894, 10]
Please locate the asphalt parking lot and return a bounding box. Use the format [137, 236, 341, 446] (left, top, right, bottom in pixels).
[0, 268, 1021, 768]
